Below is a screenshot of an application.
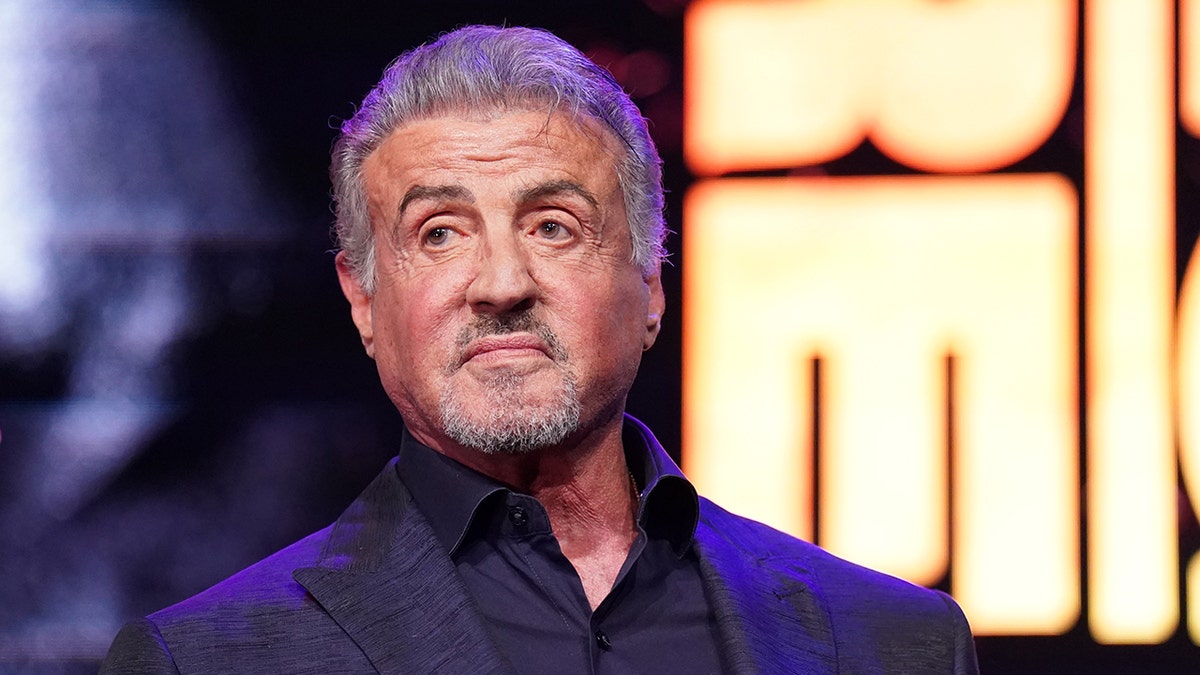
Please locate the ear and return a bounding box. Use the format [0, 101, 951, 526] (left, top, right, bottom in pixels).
[335, 251, 376, 359]
[643, 266, 665, 351]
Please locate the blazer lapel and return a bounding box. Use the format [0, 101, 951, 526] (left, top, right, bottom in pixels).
[694, 504, 839, 674]
[293, 460, 512, 675]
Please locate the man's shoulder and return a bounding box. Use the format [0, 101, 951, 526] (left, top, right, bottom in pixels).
[101, 525, 378, 674]
[151, 525, 332, 626]
[152, 454, 415, 626]
[695, 496, 970, 628]
[696, 497, 978, 673]
[697, 496, 941, 603]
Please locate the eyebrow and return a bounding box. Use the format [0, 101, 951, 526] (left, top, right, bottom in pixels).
[516, 180, 600, 210]
[397, 184, 475, 221]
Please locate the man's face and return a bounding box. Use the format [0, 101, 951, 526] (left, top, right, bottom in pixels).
[337, 110, 664, 459]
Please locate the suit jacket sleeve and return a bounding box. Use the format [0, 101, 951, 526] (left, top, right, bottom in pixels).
[696, 497, 980, 673]
[99, 618, 182, 675]
[940, 591, 980, 675]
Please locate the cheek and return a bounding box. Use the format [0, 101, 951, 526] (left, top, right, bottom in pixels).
[373, 282, 459, 370]
[557, 278, 648, 357]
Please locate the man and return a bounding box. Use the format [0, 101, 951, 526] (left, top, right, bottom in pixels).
[101, 25, 978, 674]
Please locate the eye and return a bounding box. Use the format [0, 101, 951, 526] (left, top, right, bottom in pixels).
[425, 226, 451, 246]
[535, 220, 570, 240]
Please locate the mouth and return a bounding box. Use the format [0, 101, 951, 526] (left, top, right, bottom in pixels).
[459, 333, 553, 367]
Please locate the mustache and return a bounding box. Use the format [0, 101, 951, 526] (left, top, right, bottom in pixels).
[452, 311, 569, 367]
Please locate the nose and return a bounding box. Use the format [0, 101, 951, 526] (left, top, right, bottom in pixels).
[465, 232, 538, 314]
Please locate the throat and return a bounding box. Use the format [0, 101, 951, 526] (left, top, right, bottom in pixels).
[538, 469, 641, 610]
[567, 537, 639, 610]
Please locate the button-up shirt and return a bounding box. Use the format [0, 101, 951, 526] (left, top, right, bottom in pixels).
[396, 415, 725, 674]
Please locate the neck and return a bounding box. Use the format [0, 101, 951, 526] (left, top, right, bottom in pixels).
[523, 421, 639, 609]
[420, 414, 640, 609]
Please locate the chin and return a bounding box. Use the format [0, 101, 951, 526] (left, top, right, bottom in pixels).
[440, 401, 582, 456]
[437, 371, 582, 455]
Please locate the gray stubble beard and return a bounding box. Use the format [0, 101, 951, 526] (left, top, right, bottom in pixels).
[438, 311, 582, 455]
[438, 368, 582, 455]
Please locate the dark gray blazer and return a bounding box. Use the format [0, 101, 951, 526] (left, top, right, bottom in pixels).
[100, 459, 979, 674]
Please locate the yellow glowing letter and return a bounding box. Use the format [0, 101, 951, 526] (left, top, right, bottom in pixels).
[1180, 0, 1200, 136]
[683, 175, 1079, 634]
[1179, 252, 1200, 645]
[684, 0, 1075, 175]
[1085, 0, 1177, 645]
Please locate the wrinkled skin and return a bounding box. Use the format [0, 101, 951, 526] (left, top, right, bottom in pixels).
[336, 109, 664, 487]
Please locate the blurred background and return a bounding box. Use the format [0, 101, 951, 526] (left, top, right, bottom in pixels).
[0, 0, 1197, 672]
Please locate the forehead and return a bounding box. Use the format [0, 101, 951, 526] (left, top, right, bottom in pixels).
[362, 109, 625, 199]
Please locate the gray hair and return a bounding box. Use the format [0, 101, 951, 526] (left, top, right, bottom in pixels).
[331, 25, 667, 294]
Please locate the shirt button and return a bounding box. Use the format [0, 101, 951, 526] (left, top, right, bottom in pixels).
[594, 629, 612, 651]
[508, 506, 529, 527]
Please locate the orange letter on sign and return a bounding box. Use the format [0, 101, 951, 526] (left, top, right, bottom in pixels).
[1085, 0, 1177, 645]
[683, 175, 1079, 634]
[684, 0, 1075, 175]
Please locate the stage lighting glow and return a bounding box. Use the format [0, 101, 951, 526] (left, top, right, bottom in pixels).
[0, 0, 280, 664]
[684, 0, 1076, 175]
[1085, 0, 1177, 645]
[683, 175, 1079, 635]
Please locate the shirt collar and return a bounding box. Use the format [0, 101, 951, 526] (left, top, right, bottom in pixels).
[622, 414, 700, 556]
[395, 428, 506, 556]
[396, 414, 700, 558]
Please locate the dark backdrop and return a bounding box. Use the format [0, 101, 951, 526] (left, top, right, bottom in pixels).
[0, 1, 1197, 672]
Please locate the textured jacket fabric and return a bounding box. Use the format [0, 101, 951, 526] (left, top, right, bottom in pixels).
[100, 457, 979, 674]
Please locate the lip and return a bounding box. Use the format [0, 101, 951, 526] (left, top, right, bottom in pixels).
[461, 333, 551, 365]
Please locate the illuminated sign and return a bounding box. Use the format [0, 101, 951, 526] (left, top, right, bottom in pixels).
[682, 0, 1187, 644]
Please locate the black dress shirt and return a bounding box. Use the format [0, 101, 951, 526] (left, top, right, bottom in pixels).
[396, 416, 725, 674]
